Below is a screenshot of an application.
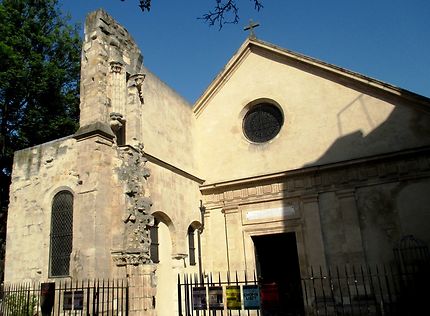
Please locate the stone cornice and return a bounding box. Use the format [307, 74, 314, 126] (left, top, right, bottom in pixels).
[144, 152, 205, 184]
[201, 146, 430, 208]
[74, 122, 115, 142]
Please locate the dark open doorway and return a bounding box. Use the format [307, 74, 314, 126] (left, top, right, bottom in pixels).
[253, 232, 304, 316]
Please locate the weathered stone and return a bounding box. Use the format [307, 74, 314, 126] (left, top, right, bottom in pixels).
[5, 7, 430, 316]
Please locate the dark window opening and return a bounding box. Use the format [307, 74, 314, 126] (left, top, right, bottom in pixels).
[50, 191, 73, 277]
[116, 121, 126, 146]
[150, 219, 159, 263]
[188, 226, 196, 266]
[243, 103, 283, 143]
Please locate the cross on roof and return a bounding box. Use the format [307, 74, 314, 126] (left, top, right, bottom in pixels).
[244, 19, 260, 39]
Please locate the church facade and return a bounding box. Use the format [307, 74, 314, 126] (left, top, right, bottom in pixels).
[4, 9, 430, 315]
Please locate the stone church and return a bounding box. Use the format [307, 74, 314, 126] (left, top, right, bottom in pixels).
[4, 9, 430, 316]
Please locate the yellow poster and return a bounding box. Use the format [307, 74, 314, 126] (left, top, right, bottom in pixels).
[226, 286, 241, 310]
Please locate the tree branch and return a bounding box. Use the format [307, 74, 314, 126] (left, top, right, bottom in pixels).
[121, 0, 151, 12]
[200, 0, 263, 30]
[124, 0, 264, 29]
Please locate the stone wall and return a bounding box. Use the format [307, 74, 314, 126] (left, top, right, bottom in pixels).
[5, 137, 78, 281]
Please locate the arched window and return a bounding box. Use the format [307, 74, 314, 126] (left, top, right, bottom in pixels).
[188, 226, 196, 266]
[50, 190, 73, 277]
[150, 218, 160, 263]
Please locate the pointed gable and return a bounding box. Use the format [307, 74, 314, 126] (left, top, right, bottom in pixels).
[193, 38, 430, 183]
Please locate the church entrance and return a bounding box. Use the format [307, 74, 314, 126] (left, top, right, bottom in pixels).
[253, 232, 304, 316]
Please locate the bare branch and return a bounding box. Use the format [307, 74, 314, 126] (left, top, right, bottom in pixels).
[121, 0, 151, 12]
[200, 0, 264, 30]
[253, 0, 264, 11]
[123, 0, 264, 29]
[138, 0, 151, 12]
[200, 0, 239, 30]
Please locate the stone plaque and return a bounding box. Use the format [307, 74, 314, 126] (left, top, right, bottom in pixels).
[246, 206, 295, 221]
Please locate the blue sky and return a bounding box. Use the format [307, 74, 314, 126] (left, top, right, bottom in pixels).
[62, 0, 430, 103]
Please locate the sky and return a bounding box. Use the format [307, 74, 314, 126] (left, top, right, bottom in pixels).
[61, 0, 430, 104]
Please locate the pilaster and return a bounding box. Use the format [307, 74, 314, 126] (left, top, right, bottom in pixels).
[302, 194, 327, 269]
[336, 189, 365, 264]
[222, 205, 245, 272]
[109, 61, 126, 115]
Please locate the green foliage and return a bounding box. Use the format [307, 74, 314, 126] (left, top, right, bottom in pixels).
[3, 291, 38, 316]
[0, 0, 81, 281]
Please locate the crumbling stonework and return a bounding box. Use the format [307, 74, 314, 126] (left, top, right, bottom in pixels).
[79, 9, 146, 143]
[112, 143, 154, 266]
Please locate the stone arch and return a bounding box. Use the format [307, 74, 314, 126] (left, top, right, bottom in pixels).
[151, 210, 178, 256]
[239, 97, 284, 120]
[44, 185, 76, 207]
[151, 210, 177, 316]
[186, 220, 202, 267]
[188, 220, 202, 232]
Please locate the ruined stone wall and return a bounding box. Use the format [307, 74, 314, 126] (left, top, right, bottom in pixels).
[79, 9, 198, 177]
[5, 137, 78, 282]
[79, 9, 144, 129]
[4, 131, 129, 282]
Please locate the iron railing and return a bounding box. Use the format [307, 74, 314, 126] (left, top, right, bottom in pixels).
[302, 264, 428, 316]
[0, 279, 128, 316]
[178, 263, 429, 316]
[178, 271, 303, 316]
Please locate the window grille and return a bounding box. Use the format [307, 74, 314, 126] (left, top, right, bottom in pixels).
[188, 227, 196, 266]
[394, 235, 430, 274]
[150, 219, 159, 263]
[243, 103, 283, 143]
[50, 191, 73, 277]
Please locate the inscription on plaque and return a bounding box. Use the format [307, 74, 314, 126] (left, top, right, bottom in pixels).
[246, 206, 295, 221]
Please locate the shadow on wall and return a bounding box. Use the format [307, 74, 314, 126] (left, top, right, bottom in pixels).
[306, 95, 430, 167]
[299, 89, 430, 265]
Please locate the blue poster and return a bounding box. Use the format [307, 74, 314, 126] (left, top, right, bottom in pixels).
[243, 285, 260, 309]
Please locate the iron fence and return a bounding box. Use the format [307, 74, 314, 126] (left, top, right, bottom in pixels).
[178, 271, 257, 316]
[302, 264, 428, 316]
[177, 271, 302, 316]
[0, 279, 128, 316]
[178, 263, 429, 316]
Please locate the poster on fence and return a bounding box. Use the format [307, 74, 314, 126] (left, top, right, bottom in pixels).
[74, 290, 84, 310]
[192, 286, 207, 310]
[260, 282, 280, 309]
[63, 291, 73, 310]
[243, 285, 260, 309]
[40, 282, 55, 316]
[208, 286, 224, 310]
[226, 286, 241, 310]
